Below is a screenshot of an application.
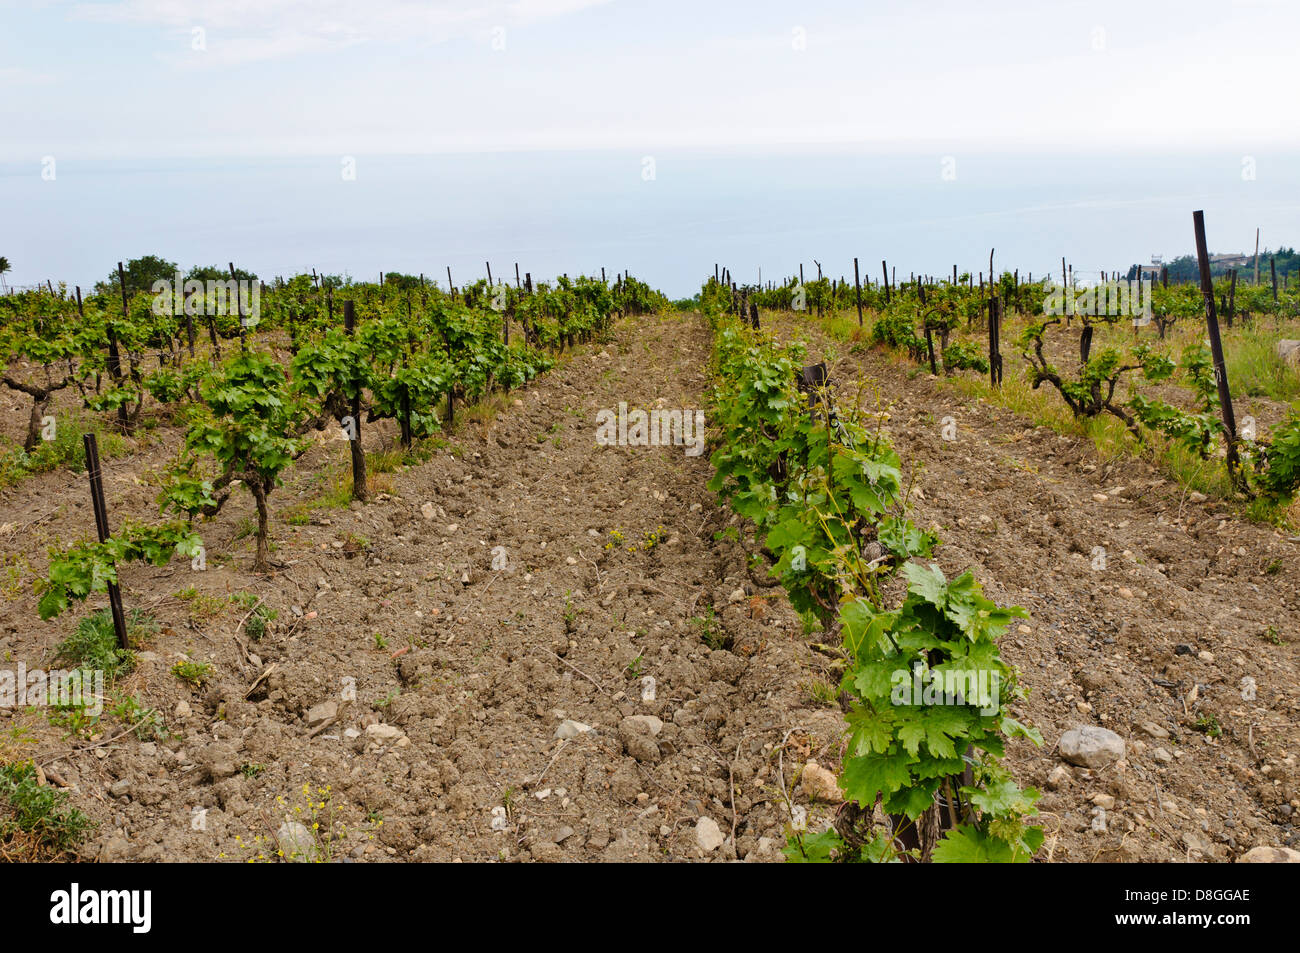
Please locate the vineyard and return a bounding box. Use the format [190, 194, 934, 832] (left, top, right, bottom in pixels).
[0, 237, 1297, 865]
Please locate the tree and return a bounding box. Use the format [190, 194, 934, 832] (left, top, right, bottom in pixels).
[186, 264, 258, 283]
[0, 256, 10, 291]
[95, 255, 179, 296]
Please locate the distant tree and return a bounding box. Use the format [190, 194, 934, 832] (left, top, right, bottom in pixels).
[0, 256, 10, 291]
[382, 272, 422, 291]
[95, 255, 180, 296]
[186, 264, 259, 284]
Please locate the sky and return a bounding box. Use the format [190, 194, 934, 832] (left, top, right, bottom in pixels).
[2, 0, 1297, 295]
[3, 0, 1298, 159]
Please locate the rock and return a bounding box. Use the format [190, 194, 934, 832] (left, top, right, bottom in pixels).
[619, 717, 662, 763]
[1239, 846, 1300, 863]
[622, 715, 663, 736]
[174, 700, 192, 719]
[1152, 747, 1173, 764]
[364, 723, 404, 744]
[695, 816, 725, 852]
[1275, 340, 1300, 367]
[1091, 793, 1115, 810]
[728, 588, 745, 604]
[441, 523, 459, 536]
[109, 779, 132, 799]
[197, 743, 238, 781]
[277, 821, 319, 863]
[1117, 587, 1134, 599]
[800, 761, 841, 802]
[1059, 726, 1125, 768]
[1091, 808, 1108, 833]
[1198, 650, 1215, 663]
[306, 700, 338, 728]
[1092, 493, 1108, 503]
[554, 719, 592, 740]
[553, 825, 575, 844]
[640, 676, 656, 703]
[420, 502, 436, 520]
[1140, 721, 1170, 739]
[1046, 765, 1072, 790]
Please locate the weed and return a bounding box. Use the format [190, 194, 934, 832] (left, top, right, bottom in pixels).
[172, 660, 212, 689]
[0, 760, 94, 857]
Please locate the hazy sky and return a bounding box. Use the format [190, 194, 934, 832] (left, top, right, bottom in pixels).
[3, 0, 1297, 159]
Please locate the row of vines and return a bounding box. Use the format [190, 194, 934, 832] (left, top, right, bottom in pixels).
[0, 269, 666, 625]
[720, 267, 1300, 508]
[700, 276, 1044, 863]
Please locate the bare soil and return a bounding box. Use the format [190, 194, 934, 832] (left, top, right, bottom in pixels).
[1, 308, 1295, 863]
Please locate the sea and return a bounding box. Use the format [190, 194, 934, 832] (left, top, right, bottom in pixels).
[3, 149, 1297, 299]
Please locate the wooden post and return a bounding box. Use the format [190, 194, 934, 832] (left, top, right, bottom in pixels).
[881, 260, 890, 304]
[515, 263, 522, 289]
[924, 323, 937, 375]
[1228, 268, 1238, 324]
[343, 300, 369, 502]
[853, 257, 863, 326]
[84, 433, 130, 649]
[1193, 210, 1241, 483]
[447, 266, 454, 294]
[229, 262, 246, 350]
[111, 263, 131, 433]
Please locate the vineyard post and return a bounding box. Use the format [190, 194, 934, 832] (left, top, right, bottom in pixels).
[1192, 210, 1242, 484]
[600, 267, 606, 284]
[924, 323, 937, 375]
[112, 263, 131, 434]
[853, 257, 863, 326]
[447, 267, 454, 294]
[342, 300, 369, 502]
[183, 281, 196, 357]
[229, 262, 246, 350]
[1060, 258, 1069, 326]
[83, 432, 130, 649]
[881, 260, 890, 304]
[987, 297, 1003, 387]
[1228, 269, 1238, 323]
